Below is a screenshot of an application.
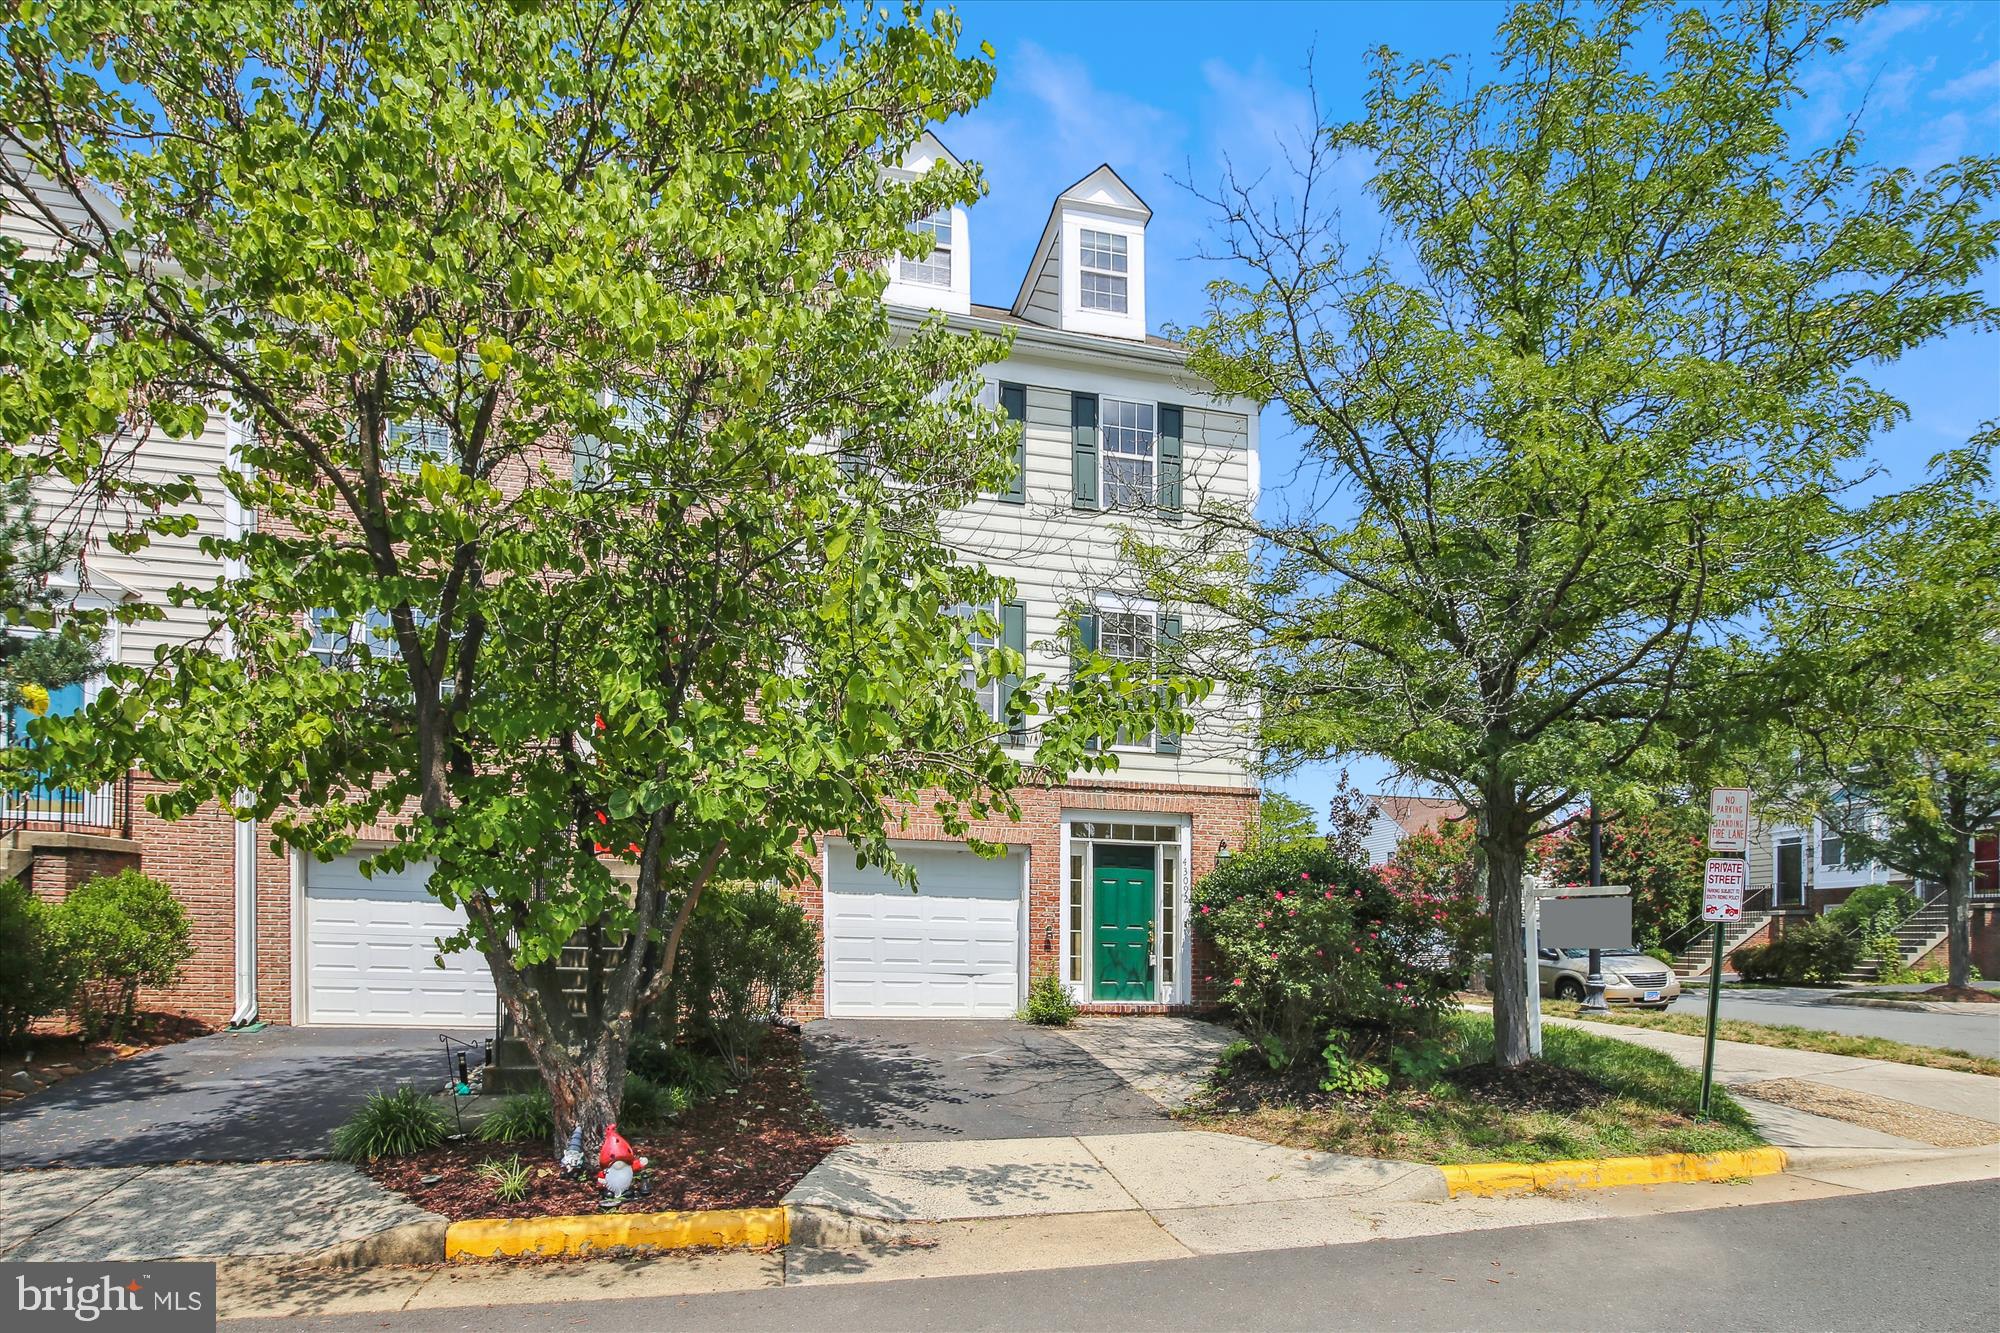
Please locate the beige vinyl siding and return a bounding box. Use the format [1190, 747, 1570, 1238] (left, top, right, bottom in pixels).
[5, 161, 234, 667]
[940, 358, 1256, 789]
[1024, 252, 1061, 326]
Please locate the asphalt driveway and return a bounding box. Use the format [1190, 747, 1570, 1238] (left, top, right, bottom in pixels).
[1668, 987, 2000, 1059]
[803, 1019, 1177, 1141]
[0, 1025, 490, 1168]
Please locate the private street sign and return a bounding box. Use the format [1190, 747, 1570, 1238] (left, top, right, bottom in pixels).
[1708, 787, 1750, 853]
[1702, 857, 1747, 923]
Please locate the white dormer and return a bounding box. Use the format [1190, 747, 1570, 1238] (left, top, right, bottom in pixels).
[1011, 165, 1151, 340]
[882, 132, 972, 317]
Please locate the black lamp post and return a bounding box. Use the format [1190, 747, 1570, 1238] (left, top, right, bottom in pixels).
[1583, 799, 1610, 1014]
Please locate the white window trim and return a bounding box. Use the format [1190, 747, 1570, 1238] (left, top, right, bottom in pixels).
[953, 598, 1004, 725]
[1098, 397, 1157, 511]
[1094, 590, 1158, 751]
[899, 211, 954, 288]
[1077, 227, 1129, 313]
[1059, 812, 1192, 1006]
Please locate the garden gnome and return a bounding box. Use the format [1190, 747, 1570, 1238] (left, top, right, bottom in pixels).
[596, 1124, 648, 1203]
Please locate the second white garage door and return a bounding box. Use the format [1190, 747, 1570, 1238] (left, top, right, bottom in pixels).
[824, 843, 1025, 1018]
[303, 854, 497, 1026]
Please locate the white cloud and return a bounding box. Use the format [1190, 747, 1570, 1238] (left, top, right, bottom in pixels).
[1199, 57, 1319, 188]
[1933, 58, 2000, 101]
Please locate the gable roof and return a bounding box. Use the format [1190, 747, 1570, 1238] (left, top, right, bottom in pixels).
[1009, 163, 1151, 318]
[1371, 795, 1467, 838]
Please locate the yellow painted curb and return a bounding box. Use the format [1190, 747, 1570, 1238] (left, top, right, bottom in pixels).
[444, 1205, 789, 1260]
[1439, 1146, 1789, 1197]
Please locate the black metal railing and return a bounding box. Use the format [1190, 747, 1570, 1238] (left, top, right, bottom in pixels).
[1, 771, 133, 838]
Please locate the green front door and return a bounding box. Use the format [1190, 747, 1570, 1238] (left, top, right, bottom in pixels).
[1092, 844, 1157, 1001]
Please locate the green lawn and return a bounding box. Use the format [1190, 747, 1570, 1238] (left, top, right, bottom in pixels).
[1544, 1002, 2000, 1078]
[1186, 1012, 1764, 1166]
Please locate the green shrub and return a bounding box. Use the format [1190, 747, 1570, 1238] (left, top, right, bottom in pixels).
[1319, 1040, 1388, 1096]
[658, 882, 820, 1076]
[1192, 844, 1456, 1069]
[332, 1086, 449, 1161]
[628, 1036, 730, 1101]
[45, 870, 193, 1041]
[1826, 884, 1918, 931]
[0, 878, 68, 1046]
[475, 1153, 532, 1203]
[1019, 972, 1079, 1026]
[1644, 947, 1676, 966]
[1733, 918, 1858, 985]
[619, 1072, 692, 1128]
[474, 1089, 554, 1143]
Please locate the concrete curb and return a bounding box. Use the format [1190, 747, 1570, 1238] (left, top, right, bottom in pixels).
[1816, 995, 1997, 1015]
[444, 1205, 788, 1260]
[301, 1217, 449, 1268]
[1438, 1147, 1789, 1197]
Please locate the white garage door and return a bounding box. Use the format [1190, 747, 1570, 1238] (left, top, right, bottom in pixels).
[304, 855, 496, 1026]
[824, 843, 1024, 1018]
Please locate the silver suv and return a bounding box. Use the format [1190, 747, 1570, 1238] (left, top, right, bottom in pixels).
[1537, 946, 1680, 1009]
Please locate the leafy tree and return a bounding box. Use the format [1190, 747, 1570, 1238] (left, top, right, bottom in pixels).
[1, 1, 1187, 1147]
[1145, 0, 2000, 1064]
[1776, 438, 2000, 988]
[1251, 791, 1321, 849]
[0, 479, 98, 722]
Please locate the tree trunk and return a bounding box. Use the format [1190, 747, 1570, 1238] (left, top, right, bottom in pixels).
[1485, 836, 1532, 1067]
[482, 943, 636, 1160]
[1946, 833, 1974, 991]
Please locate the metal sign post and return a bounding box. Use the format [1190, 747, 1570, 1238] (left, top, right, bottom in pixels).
[1698, 799, 1751, 1117]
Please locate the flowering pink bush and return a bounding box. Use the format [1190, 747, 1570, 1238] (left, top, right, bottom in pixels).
[1192, 845, 1456, 1068]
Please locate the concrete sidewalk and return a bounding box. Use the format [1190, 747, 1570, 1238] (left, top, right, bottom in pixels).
[1539, 1014, 2000, 1151]
[0, 1162, 443, 1264]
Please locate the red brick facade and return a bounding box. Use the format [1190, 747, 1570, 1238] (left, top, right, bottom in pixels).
[40, 769, 1253, 1028]
[797, 776, 1258, 1018]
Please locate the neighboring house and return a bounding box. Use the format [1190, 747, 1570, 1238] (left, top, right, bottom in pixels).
[1358, 795, 1467, 867]
[2, 138, 1259, 1028]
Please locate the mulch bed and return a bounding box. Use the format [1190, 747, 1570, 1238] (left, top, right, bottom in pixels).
[362, 1029, 847, 1222]
[2, 1013, 213, 1104]
[1921, 985, 1998, 1003]
[1443, 1059, 1615, 1115]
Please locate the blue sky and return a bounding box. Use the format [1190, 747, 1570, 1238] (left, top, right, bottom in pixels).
[935, 0, 2000, 828]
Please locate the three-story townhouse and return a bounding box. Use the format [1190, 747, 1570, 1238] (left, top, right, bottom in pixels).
[2, 137, 1259, 1029]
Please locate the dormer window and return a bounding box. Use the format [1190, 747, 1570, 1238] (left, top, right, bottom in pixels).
[900, 211, 953, 287]
[1078, 229, 1128, 313]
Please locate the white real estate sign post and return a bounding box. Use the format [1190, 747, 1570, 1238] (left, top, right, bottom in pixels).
[1523, 880, 1630, 1058]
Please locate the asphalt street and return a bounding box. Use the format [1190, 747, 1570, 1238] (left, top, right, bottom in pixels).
[250, 1179, 1999, 1332]
[1667, 986, 2000, 1058]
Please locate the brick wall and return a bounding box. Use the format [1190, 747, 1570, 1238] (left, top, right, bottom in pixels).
[797, 776, 1257, 1019]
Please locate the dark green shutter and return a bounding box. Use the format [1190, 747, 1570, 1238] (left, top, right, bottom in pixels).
[1155, 612, 1183, 755]
[1071, 393, 1099, 510]
[999, 383, 1026, 504]
[1072, 606, 1099, 752]
[1001, 599, 1027, 744]
[1157, 404, 1183, 519]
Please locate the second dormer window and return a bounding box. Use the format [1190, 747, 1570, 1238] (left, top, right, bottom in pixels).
[1079, 229, 1128, 312]
[900, 211, 953, 287]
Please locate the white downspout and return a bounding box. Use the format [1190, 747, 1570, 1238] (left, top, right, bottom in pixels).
[223, 410, 258, 1027]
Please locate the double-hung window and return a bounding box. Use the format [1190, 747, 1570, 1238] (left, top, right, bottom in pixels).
[956, 600, 1002, 724]
[1098, 599, 1156, 749]
[1100, 398, 1155, 509]
[900, 211, 953, 287]
[1078, 229, 1128, 312]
